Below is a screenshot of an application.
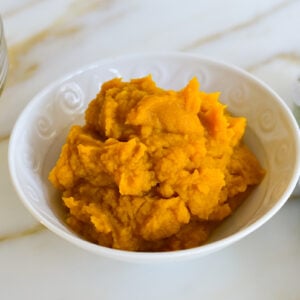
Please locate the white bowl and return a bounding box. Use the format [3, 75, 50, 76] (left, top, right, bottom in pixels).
[8, 53, 300, 263]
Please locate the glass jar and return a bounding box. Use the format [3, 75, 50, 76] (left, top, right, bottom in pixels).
[292, 75, 300, 126]
[0, 16, 8, 96]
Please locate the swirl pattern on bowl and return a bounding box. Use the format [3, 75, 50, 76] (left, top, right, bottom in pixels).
[55, 82, 85, 115]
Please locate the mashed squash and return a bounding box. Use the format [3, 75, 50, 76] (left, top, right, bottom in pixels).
[49, 75, 265, 251]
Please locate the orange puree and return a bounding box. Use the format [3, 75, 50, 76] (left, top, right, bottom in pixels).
[49, 75, 265, 251]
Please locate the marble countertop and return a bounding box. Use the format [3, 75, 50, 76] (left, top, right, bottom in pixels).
[1, 0, 300, 299]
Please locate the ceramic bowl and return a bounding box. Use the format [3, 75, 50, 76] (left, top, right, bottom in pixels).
[8, 53, 300, 263]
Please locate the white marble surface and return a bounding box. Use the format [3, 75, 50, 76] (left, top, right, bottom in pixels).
[1, 0, 300, 299]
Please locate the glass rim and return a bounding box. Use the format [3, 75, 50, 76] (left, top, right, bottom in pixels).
[0, 14, 8, 97]
[0, 16, 4, 40]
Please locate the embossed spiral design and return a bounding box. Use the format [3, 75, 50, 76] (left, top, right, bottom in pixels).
[271, 179, 288, 200]
[174, 66, 206, 86]
[195, 69, 206, 85]
[108, 68, 122, 78]
[36, 115, 56, 139]
[258, 109, 276, 132]
[227, 84, 247, 108]
[275, 143, 290, 165]
[25, 184, 40, 203]
[56, 82, 85, 114]
[128, 62, 169, 86]
[23, 146, 40, 172]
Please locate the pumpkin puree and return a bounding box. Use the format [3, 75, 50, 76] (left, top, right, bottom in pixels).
[49, 76, 265, 251]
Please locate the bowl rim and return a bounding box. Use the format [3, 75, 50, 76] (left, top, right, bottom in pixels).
[8, 52, 300, 262]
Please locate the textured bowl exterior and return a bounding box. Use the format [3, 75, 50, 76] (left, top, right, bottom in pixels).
[8, 53, 300, 263]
